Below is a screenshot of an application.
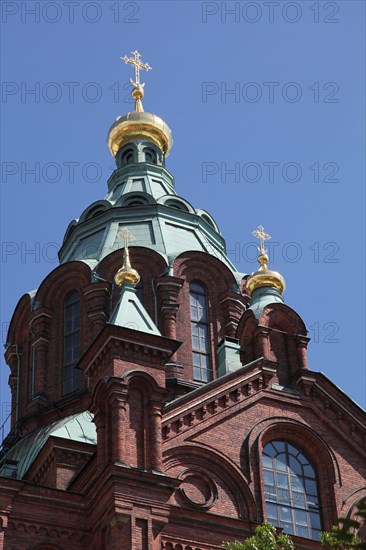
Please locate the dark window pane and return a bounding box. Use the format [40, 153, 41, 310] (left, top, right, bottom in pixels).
[275, 453, 287, 471]
[304, 464, 315, 477]
[281, 523, 294, 535]
[265, 485, 277, 501]
[288, 443, 300, 457]
[263, 471, 275, 484]
[266, 503, 278, 519]
[272, 441, 285, 454]
[190, 282, 211, 382]
[297, 526, 309, 538]
[263, 455, 273, 468]
[277, 474, 289, 488]
[289, 455, 303, 475]
[310, 512, 321, 529]
[295, 509, 308, 526]
[305, 479, 317, 495]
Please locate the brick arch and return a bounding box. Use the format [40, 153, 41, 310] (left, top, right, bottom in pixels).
[6, 293, 32, 346]
[173, 252, 240, 380]
[5, 294, 33, 428]
[91, 376, 110, 408]
[236, 309, 257, 364]
[258, 303, 307, 335]
[30, 262, 92, 404]
[173, 251, 237, 291]
[121, 369, 163, 396]
[34, 261, 92, 307]
[236, 304, 309, 379]
[242, 417, 339, 529]
[163, 443, 256, 521]
[97, 246, 168, 281]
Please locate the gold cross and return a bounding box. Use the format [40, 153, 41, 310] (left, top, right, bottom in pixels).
[117, 227, 136, 249]
[121, 50, 152, 88]
[252, 225, 271, 253]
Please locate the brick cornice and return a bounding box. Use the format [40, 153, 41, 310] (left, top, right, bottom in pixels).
[81, 323, 181, 376]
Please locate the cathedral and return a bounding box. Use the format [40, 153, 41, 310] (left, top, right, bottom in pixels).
[0, 51, 365, 550]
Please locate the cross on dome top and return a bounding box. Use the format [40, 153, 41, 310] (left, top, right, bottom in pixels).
[121, 50, 152, 88]
[252, 225, 271, 254]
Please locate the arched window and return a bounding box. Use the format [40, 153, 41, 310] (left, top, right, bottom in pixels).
[124, 196, 148, 207]
[63, 292, 81, 395]
[144, 148, 157, 164]
[189, 281, 212, 382]
[121, 149, 134, 166]
[262, 440, 322, 540]
[127, 200, 145, 207]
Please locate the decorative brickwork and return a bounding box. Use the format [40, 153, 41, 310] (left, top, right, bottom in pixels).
[1, 142, 365, 550]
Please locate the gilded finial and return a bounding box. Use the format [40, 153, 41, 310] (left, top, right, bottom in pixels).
[121, 50, 152, 113]
[252, 225, 271, 271]
[246, 225, 285, 295]
[114, 227, 140, 286]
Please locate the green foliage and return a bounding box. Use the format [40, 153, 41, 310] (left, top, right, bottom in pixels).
[320, 497, 366, 550]
[222, 522, 294, 550]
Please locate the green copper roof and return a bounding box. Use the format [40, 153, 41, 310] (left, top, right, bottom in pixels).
[0, 412, 96, 480]
[109, 282, 161, 335]
[249, 287, 284, 318]
[58, 141, 244, 283]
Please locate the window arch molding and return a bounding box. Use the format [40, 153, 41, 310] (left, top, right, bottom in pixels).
[115, 143, 138, 168]
[30, 263, 91, 402]
[173, 252, 240, 382]
[115, 191, 156, 208]
[242, 418, 339, 532]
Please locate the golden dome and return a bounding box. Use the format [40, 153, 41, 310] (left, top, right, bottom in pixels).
[114, 264, 140, 286]
[107, 50, 173, 157]
[246, 227, 286, 296]
[107, 110, 173, 157]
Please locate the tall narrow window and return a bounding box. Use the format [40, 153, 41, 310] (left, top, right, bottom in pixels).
[189, 281, 212, 382]
[64, 292, 81, 394]
[29, 346, 36, 398]
[262, 440, 322, 540]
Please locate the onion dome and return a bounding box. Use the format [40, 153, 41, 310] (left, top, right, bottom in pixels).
[107, 50, 173, 157]
[246, 225, 286, 296]
[114, 227, 140, 287]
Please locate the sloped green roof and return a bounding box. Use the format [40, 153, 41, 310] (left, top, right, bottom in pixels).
[58, 158, 243, 282]
[0, 412, 96, 480]
[109, 282, 161, 335]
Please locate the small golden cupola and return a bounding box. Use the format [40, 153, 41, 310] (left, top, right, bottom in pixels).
[114, 227, 140, 287]
[246, 225, 286, 296]
[107, 50, 173, 157]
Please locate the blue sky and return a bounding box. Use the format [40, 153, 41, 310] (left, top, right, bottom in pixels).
[1, 0, 365, 436]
